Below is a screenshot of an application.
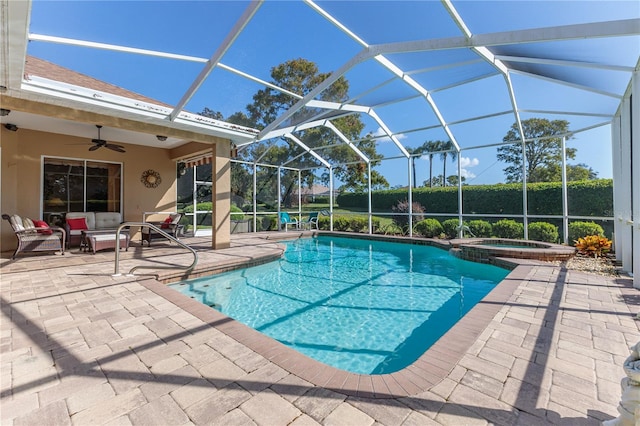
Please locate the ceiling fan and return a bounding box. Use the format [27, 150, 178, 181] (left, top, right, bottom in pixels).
[90, 125, 126, 153]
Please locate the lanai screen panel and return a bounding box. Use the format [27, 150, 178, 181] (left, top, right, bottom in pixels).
[11, 0, 638, 170]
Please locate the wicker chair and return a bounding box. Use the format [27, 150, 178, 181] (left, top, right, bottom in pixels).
[2, 214, 66, 259]
[141, 213, 182, 246]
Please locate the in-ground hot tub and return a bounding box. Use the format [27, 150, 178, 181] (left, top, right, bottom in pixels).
[454, 238, 576, 263]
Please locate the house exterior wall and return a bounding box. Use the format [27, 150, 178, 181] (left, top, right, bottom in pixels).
[0, 126, 230, 252]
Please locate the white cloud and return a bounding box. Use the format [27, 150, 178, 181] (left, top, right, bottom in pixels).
[460, 156, 479, 168]
[372, 127, 406, 142]
[459, 156, 479, 179]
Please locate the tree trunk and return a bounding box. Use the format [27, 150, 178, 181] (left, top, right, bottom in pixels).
[443, 152, 448, 186]
[429, 155, 433, 187]
[412, 158, 417, 188]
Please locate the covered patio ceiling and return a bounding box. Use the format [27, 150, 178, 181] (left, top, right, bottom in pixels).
[1, 0, 639, 169]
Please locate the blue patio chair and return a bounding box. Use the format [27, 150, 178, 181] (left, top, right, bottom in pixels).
[279, 212, 298, 231]
[300, 212, 319, 230]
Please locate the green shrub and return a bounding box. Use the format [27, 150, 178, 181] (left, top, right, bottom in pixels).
[230, 205, 245, 220]
[528, 222, 559, 243]
[256, 215, 277, 231]
[414, 219, 444, 238]
[493, 219, 524, 239]
[375, 222, 404, 235]
[349, 216, 369, 233]
[183, 202, 212, 214]
[318, 216, 330, 230]
[468, 220, 492, 237]
[333, 216, 350, 231]
[441, 218, 461, 238]
[310, 196, 329, 204]
[391, 200, 425, 228]
[569, 221, 604, 243]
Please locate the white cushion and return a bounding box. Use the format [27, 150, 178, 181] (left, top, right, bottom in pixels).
[22, 217, 36, 232]
[94, 212, 122, 229]
[10, 214, 25, 232]
[92, 234, 127, 242]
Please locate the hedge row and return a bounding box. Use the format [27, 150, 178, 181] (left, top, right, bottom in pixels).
[336, 179, 613, 217]
[319, 215, 604, 244]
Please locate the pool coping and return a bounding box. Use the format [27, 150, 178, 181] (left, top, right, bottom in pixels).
[453, 238, 577, 262]
[139, 233, 535, 399]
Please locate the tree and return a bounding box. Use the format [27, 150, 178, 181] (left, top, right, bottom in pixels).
[421, 140, 445, 187]
[540, 163, 598, 182]
[220, 58, 388, 195]
[439, 140, 458, 186]
[406, 145, 428, 188]
[446, 175, 466, 186]
[497, 118, 577, 183]
[567, 164, 598, 181]
[425, 175, 445, 187]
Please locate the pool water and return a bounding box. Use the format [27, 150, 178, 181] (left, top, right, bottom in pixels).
[170, 236, 509, 374]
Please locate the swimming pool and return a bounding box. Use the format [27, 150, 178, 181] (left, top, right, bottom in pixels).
[169, 236, 509, 374]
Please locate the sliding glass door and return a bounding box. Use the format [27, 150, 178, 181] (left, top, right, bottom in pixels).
[42, 157, 122, 226]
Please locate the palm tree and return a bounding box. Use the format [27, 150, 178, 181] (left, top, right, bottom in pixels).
[439, 141, 458, 186]
[422, 140, 444, 187]
[406, 145, 427, 188]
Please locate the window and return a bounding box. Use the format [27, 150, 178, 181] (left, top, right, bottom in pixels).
[42, 157, 122, 226]
[177, 162, 213, 236]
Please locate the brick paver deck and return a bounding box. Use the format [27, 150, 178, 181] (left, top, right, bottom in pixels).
[1, 232, 637, 425]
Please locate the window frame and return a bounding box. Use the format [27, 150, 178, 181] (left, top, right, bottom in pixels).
[41, 155, 123, 224]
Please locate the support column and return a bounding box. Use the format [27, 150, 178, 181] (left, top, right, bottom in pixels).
[561, 136, 569, 244]
[522, 140, 529, 239]
[631, 71, 639, 289]
[408, 157, 413, 237]
[277, 167, 282, 228]
[252, 163, 257, 233]
[329, 166, 334, 232]
[368, 162, 372, 234]
[297, 169, 301, 222]
[212, 142, 231, 249]
[457, 152, 463, 237]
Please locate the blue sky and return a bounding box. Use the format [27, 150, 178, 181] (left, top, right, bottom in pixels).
[26, 1, 639, 187]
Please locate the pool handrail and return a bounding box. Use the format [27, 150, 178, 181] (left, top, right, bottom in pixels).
[113, 222, 198, 277]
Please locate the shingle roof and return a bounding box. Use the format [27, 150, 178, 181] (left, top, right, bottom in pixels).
[24, 55, 170, 108]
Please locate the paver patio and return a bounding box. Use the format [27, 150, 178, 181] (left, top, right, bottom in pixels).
[1, 232, 638, 425]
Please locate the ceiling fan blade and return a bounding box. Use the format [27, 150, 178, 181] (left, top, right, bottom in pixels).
[89, 126, 125, 152]
[107, 145, 126, 153]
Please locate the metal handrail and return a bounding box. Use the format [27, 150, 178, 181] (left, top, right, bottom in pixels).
[113, 222, 198, 277]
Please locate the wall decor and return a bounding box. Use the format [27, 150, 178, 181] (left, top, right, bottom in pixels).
[141, 169, 162, 188]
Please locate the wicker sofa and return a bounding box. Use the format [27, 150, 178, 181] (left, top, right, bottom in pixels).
[64, 212, 123, 248]
[2, 213, 66, 259]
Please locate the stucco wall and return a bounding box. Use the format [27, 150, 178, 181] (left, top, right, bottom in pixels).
[1, 126, 218, 252]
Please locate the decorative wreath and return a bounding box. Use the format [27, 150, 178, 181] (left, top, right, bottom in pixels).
[141, 169, 162, 188]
